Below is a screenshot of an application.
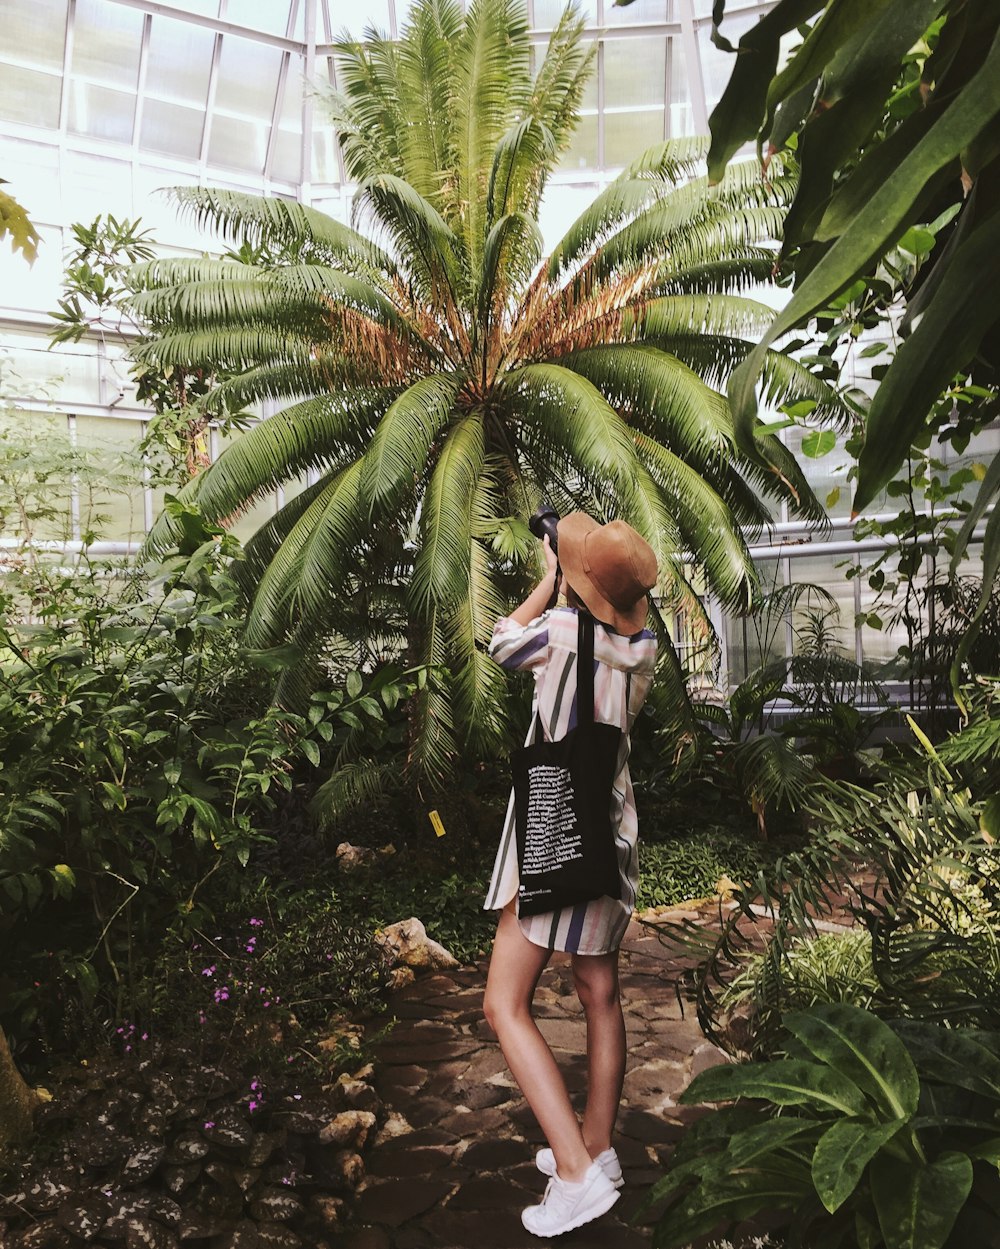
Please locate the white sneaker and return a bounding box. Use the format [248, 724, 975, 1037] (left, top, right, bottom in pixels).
[535, 1145, 624, 1188]
[521, 1160, 620, 1237]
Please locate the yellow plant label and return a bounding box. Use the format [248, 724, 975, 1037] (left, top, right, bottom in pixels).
[428, 810, 446, 838]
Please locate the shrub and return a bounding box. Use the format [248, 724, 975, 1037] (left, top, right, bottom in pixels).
[637, 831, 772, 910]
[640, 1004, 1000, 1249]
[0, 501, 412, 1064]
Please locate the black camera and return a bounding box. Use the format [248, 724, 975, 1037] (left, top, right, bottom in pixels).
[528, 503, 560, 553]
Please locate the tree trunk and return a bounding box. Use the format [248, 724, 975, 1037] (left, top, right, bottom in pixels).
[0, 1025, 37, 1157]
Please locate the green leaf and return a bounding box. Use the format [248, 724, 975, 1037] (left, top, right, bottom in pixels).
[0, 184, 41, 263]
[801, 429, 837, 458]
[982, 794, 1000, 840]
[682, 1057, 868, 1116]
[812, 1119, 904, 1213]
[728, 25, 1000, 475]
[870, 1151, 973, 1249]
[705, 0, 826, 180]
[300, 739, 320, 767]
[346, 671, 363, 698]
[854, 210, 1000, 513]
[826, 486, 841, 509]
[784, 1004, 920, 1120]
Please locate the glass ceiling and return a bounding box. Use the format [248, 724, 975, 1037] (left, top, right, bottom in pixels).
[0, 0, 772, 199]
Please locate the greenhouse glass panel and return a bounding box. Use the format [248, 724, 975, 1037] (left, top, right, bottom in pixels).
[71, 0, 143, 84]
[208, 113, 270, 174]
[213, 36, 282, 116]
[859, 561, 927, 675]
[606, 0, 669, 24]
[74, 416, 147, 542]
[532, 0, 597, 25]
[332, 0, 391, 38]
[667, 35, 695, 136]
[152, 0, 221, 15]
[784, 427, 853, 520]
[270, 130, 301, 183]
[141, 99, 208, 161]
[0, 65, 61, 128]
[699, 10, 756, 106]
[0, 0, 67, 70]
[68, 82, 136, 144]
[603, 38, 667, 109]
[224, 0, 294, 36]
[725, 557, 783, 685]
[788, 554, 856, 659]
[0, 408, 75, 543]
[604, 110, 665, 166]
[313, 126, 340, 183]
[559, 113, 597, 171]
[144, 15, 216, 108]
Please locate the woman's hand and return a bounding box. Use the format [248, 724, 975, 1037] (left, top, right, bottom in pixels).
[542, 534, 558, 576]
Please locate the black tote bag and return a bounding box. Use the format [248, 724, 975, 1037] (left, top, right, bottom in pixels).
[512, 612, 623, 918]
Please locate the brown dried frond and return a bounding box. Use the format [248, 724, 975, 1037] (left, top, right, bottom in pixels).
[514, 260, 659, 363]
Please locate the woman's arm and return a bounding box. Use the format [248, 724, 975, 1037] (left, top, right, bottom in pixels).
[509, 536, 560, 626]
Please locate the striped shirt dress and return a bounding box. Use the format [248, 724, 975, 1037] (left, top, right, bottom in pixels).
[483, 605, 657, 956]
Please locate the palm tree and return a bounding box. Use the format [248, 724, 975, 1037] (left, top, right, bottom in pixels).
[134, 0, 837, 785]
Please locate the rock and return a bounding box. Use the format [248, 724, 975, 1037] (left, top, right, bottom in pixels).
[387, 967, 416, 992]
[317, 1017, 364, 1054]
[351, 1062, 376, 1082]
[377, 919, 459, 972]
[335, 843, 395, 872]
[328, 1150, 365, 1193]
[308, 1195, 348, 1232]
[372, 1111, 411, 1145]
[331, 1076, 380, 1114]
[318, 1110, 377, 1151]
[248, 1188, 303, 1223]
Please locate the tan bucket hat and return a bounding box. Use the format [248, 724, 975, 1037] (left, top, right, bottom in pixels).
[556, 512, 658, 634]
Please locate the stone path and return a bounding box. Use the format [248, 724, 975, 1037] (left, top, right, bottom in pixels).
[341, 909, 733, 1249]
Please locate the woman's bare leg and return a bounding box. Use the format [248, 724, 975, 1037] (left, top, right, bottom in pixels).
[483, 906, 593, 1183]
[571, 950, 626, 1156]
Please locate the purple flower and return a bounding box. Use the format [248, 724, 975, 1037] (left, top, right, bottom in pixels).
[204, 1121, 215, 1130]
[248, 1100, 259, 1113]
[201, 965, 216, 977]
[249, 918, 263, 927]
[250, 1080, 260, 1092]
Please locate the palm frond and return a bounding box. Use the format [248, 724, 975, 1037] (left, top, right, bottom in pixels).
[449, 484, 510, 752]
[352, 173, 469, 310]
[479, 212, 543, 343]
[234, 475, 337, 592]
[361, 373, 462, 510]
[132, 328, 315, 374]
[526, 5, 596, 157]
[406, 605, 458, 784]
[311, 759, 405, 825]
[559, 344, 731, 463]
[625, 293, 776, 341]
[164, 187, 395, 279]
[244, 458, 367, 648]
[392, 0, 464, 205]
[652, 251, 778, 295]
[487, 117, 557, 226]
[503, 362, 641, 494]
[650, 333, 847, 426]
[200, 390, 387, 523]
[636, 433, 756, 611]
[410, 413, 486, 612]
[323, 30, 406, 184]
[548, 137, 711, 277]
[451, 0, 532, 272]
[618, 135, 709, 181]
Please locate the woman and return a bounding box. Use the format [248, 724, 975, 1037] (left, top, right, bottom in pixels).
[482, 512, 658, 1237]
